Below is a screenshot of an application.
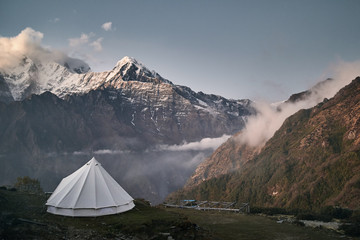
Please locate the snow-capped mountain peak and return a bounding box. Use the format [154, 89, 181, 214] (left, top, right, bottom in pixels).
[113, 56, 144, 77]
[115, 56, 138, 66]
[112, 56, 172, 84]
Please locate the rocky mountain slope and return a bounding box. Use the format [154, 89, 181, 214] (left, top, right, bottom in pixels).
[0, 56, 253, 149]
[0, 56, 254, 204]
[168, 77, 360, 210]
[176, 78, 339, 192]
[183, 132, 261, 190]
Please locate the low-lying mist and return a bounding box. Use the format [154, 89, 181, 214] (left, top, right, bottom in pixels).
[0, 135, 229, 205]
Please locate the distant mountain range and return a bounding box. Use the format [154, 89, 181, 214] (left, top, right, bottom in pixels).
[168, 77, 360, 210]
[0, 56, 254, 204]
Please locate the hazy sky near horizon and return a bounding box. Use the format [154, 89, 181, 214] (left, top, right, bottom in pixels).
[1, 0, 360, 101]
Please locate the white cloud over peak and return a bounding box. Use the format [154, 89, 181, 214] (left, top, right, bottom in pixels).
[90, 37, 103, 51]
[0, 27, 88, 71]
[69, 32, 104, 52]
[68, 33, 94, 47]
[101, 22, 112, 31]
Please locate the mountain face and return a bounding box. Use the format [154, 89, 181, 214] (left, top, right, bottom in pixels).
[168, 77, 360, 210]
[0, 56, 253, 147]
[182, 132, 261, 190]
[0, 56, 254, 204]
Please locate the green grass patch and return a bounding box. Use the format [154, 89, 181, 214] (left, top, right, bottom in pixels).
[165, 208, 351, 240]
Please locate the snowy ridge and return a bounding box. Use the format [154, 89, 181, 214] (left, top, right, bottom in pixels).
[0, 55, 253, 122]
[0, 56, 172, 101]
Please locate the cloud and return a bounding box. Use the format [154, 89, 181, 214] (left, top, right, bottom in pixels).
[49, 17, 60, 23]
[0, 28, 90, 73]
[73, 151, 87, 155]
[0, 27, 43, 69]
[156, 135, 231, 151]
[69, 33, 104, 52]
[101, 22, 112, 31]
[237, 59, 360, 147]
[68, 33, 94, 47]
[90, 37, 103, 51]
[93, 149, 130, 155]
[237, 101, 299, 147]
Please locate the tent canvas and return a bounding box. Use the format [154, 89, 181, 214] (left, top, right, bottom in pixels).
[46, 157, 135, 217]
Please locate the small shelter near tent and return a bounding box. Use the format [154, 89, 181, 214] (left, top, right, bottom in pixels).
[46, 157, 135, 217]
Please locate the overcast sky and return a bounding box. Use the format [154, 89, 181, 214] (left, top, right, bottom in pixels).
[1, 0, 360, 101]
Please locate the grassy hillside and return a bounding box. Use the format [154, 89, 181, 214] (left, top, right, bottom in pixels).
[168, 77, 360, 211]
[0, 188, 210, 239]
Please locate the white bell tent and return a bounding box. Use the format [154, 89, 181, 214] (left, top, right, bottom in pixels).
[46, 157, 135, 217]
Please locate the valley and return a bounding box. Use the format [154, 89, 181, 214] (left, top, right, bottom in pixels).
[0, 56, 253, 204]
[2, 2, 360, 239]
